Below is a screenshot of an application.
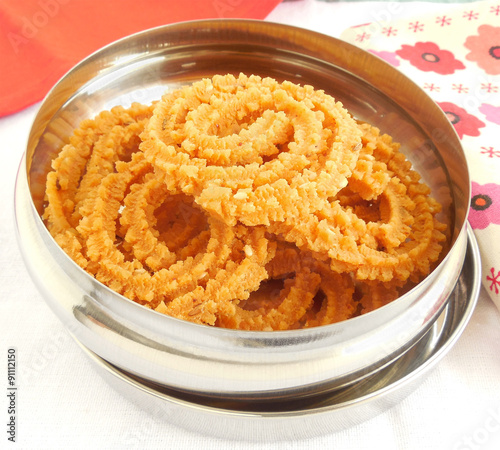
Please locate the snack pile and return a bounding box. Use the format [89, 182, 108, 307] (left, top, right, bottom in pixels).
[43, 74, 447, 330]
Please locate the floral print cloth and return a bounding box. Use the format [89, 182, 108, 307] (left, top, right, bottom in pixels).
[341, 0, 500, 310]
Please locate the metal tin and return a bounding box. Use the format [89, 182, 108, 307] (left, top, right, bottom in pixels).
[15, 20, 471, 401]
[79, 226, 481, 441]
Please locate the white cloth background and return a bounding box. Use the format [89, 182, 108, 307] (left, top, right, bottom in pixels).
[1, 2, 500, 449]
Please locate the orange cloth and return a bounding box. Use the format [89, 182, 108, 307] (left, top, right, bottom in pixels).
[0, 0, 282, 117]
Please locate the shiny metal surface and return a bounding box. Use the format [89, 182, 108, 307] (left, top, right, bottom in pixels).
[15, 20, 471, 400]
[79, 227, 481, 440]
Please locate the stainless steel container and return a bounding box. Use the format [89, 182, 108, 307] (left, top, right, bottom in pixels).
[79, 227, 481, 440]
[15, 20, 471, 402]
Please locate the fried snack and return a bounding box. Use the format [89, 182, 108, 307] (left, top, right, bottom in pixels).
[268, 123, 446, 283]
[44, 103, 154, 269]
[140, 73, 362, 227]
[76, 151, 275, 325]
[43, 74, 448, 330]
[216, 246, 358, 331]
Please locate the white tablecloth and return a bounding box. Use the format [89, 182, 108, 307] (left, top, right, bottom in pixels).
[1, 2, 500, 449]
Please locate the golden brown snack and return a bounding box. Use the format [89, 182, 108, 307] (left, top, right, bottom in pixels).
[268, 122, 446, 283]
[43, 103, 154, 269]
[140, 73, 362, 227]
[42, 75, 447, 330]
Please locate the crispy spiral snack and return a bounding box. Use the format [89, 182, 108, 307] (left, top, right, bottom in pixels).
[217, 246, 357, 331]
[43, 74, 447, 330]
[140, 73, 362, 226]
[44, 103, 154, 269]
[268, 123, 447, 282]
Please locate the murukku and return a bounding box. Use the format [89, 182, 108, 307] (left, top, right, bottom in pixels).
[43, 103, 154, 268]
[42, 74, 448, 330]
[140, 73, 362, 227]
[355, 280, 400, 315]
[217, 269, 321, 331]
[268, 122, 446, 283]
[77, 151, 275, 324]
[217, 247, 358, 331]
[216, 246, 319, 330]
[119, 174, 209, 271]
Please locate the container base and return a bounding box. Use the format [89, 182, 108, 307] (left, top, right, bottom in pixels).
[75, 226, 480, 441]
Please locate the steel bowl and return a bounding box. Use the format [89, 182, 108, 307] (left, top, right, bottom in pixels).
[76, 227, 481, 440]
[15, 19, 470, 402]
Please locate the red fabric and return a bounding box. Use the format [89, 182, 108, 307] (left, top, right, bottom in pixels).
[0, 0, 282, 117]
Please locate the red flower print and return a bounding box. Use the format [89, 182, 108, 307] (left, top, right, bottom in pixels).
[452, 84, 469, 94]
[437, 102, 485, 138]
[436, 15, 452, 27]
[424, 83, 440, 92]
[356, 32, 371, 42]
[463, 10, 479, 21]
[480, 83, 498, 93]
[486, 267, 500, 295]
[464, 25, 500, 75]
[396, 41, 465, 74]
[479, 103, 500, 125]
[469, 181, 500, 230]
[481, 146, 500, 158]
[381, 27, 398, 37]
[409, 21, 424, 33]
